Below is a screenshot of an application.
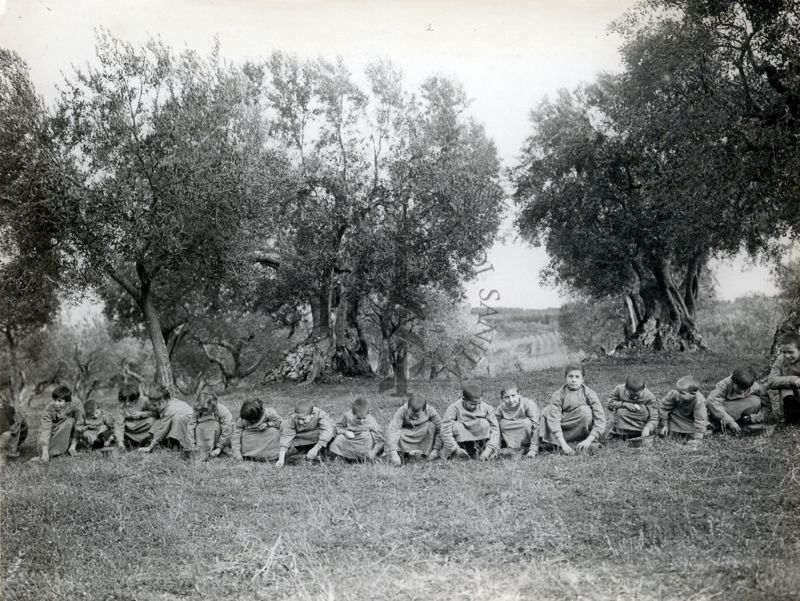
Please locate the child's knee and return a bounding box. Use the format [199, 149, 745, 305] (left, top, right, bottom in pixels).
[577, 405, 593, 424]
[743, 396, 763, 414]
[451, 422, 468, 438]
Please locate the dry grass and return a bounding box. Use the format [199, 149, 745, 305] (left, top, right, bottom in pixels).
[2, 352, 799, 601]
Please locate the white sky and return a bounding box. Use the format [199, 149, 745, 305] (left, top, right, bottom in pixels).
[0, 0, 779, 308]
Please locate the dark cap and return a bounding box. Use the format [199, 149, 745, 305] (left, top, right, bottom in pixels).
[462, 383, 482, 402]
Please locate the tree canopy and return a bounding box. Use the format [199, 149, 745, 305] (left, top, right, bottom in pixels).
[3, 34, 505, 390]
[512, 0, 799, 351]
[52, 33, 289, 390]
[0, 50, 64, 403]
[260, 56, 504, 388]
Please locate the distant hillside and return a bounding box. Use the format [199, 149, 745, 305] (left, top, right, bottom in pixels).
[464, 306, 573, 375]
[469, 306, 560, 338]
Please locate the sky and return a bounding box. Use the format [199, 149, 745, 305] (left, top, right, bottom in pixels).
[0, 0, 779, 309]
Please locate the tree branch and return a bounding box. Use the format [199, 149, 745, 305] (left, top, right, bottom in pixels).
[106, 266, 143, 305]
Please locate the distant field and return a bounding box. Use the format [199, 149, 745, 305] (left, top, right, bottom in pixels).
[2, 352, 799, 601]
[471, 330, 575, 377]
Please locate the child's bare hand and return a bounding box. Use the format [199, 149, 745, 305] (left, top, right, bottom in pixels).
[641, 426, 652, 437]
[454, 448, 469, 459]
[525, 449, 538, 458]
[233, 453, 244, 462]
[275, 458, 284, 467]
[575, 439, 593, 451]
[727, 421, 742, 434]
[659, 426, 668, 437]
[389, 451, 401, 466]
[209, 448, 222, 457]
[428, 449, 440, 461]
[306, 446, 320, 461]
[138, 445, 153, 454]
[479, 448, 494, 461]
[257, 423, 268, 431]
[344, 431, 355, 440]
[560, 442, 575, 456]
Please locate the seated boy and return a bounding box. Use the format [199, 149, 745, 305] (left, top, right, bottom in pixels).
[493, 383, 540, 456]
[606, 374, 658, 440]
[658, 375, 708, 442]
[768, 333, 800, 425]
[33, 385, 84, 462]
[707, 366, 771, 434]
[441, 383, 500, 460]
[115, 383, 157, 450]
[385, 393, 442, 466]
[0, 401, 28, 459]
[232, 398, 282, 462]
[187, 391, 235, 459]
[77, 399, 116, 449]
[276, 400, 335, 467]
[328, 397, 384, 461]
[138, 385, 193, 453]
[533, 363, 605, 456]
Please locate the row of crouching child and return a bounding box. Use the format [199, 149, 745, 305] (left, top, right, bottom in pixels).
[3, 333, 799, 464]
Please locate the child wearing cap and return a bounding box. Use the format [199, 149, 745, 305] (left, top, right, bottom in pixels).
[605, 374, 658, 440]
[114, 383, 157, 450]
[493, 382, 540, 457]
[232, 397, 283, 462]
[707, 366, 771, 435]
[441, 383, 500, 460]
[328, 397, 384, 461]
[33, 385, 84, 462]
[78, 399, 116, 449]
[276, 399, 335, 467]
[186, 391, 235, 459]
[138, 385, 194, 453]
[385, 393, 443, 466]
[532, 363, 605, 456]
[658, 375, 708, 442]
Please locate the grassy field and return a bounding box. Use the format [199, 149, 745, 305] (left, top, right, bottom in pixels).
[2, 352, 799, 601]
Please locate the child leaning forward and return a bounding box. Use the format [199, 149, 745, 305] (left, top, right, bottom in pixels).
[440, 383, 500, 460]
[659, 375, 708, 443]
[114, 384, 157, 450]
[707, 366, 771, 435]
[138, 385, 193, 453]
[276, 400, 335, 466]
[605, 374, 658, 440]
[77, 399, 116, 450]
[232, 398, 282, 462]
[385, 393, 442, 466]
[187, 391, 235, 459]
[328, 397, 384, 461]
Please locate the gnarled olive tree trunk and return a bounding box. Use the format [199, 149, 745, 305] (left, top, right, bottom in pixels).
[265, 283, 373, 384]
[619, 256, 705, 352]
